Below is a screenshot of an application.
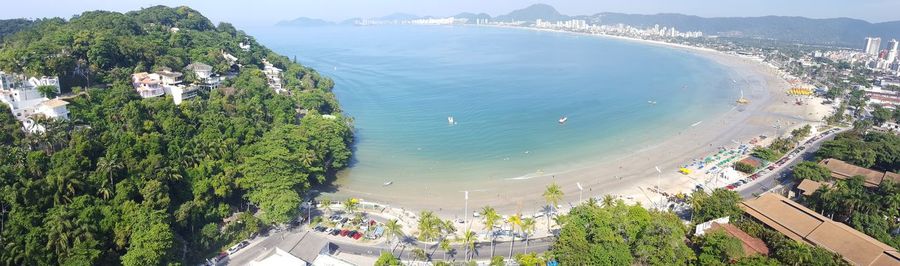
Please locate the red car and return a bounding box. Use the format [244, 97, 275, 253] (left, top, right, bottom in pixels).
[749, 174, 760, 180]
[726, 185, 735, 190]
[352, 232, 362, 240]
[339, 229, 349, 236]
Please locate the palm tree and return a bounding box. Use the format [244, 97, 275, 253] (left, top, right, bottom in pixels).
[156, 166, 183, 182]
[384, 219, 404, 254]
[411, 248, 427, 262]
[343, 198, 358, 214]
[520, 218, 536, 254]
[586, 197, 599, 208]
[417, 211, 440, 242]
[44, 212, 73, 256]
[542, 183, 563, 232]
[321, 198, 333, 215]
[439, 238, 452, 261]
[461, 229, 476, 261]
[480, 206, 500, 257]
[507, 214, 522, 259]
[602, 194, 619, 207]
[95, 155, 123, 189]
[434, 219, 456, 257]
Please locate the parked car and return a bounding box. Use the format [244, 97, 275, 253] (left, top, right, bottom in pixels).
[726, 185, 735, 190]
[346, 230, 357, 238]
[227, 241, 249, 255]
[352, 232, 363, 240]
[339, 229, 350, 236]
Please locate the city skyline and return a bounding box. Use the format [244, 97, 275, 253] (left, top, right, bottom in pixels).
[2, 0, 900, 27]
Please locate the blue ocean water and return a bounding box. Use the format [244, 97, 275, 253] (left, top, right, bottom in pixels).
[250, 25, 736, 187]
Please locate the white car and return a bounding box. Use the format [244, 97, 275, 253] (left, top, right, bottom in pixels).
[227, 241, 249, 255]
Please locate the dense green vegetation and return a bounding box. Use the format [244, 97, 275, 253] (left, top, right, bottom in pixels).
[689, 188, 743, 223]
[548, 189, 850, 265]
[550, 199, 695, 265]
[0, 6, 352, 265]
[816, 131, 899, 172]
[803, 176, 900, 250]
[733, 161, 757, 173]
[791, 161, 832, 181]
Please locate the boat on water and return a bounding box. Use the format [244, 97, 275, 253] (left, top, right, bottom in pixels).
[558, 116, 568, 124]
[648, 100, 657, 104]
[736, 89, 750, 104]
[383, 181, 393, 186]
[447, 116, 455, 125]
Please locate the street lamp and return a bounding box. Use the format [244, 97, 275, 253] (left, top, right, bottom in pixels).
[655, 166, 663, 209]
[464, 190, 469, 231]
[576, 182, 583, 203]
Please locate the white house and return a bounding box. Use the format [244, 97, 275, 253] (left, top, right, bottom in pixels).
[131, 70, 197, 105]
[185, 62, 213, 80]
[156, 69, 183, 85]
[0, 72, 67, 122]
[35, 98, 69, 119]
[262, 59, 285, 93]
[131, 72, 166, 98]
[239, 42, 251, 52]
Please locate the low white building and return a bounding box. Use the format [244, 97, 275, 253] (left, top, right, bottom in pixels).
[185, 62, 213, 80]
[132, 72, 166, 98]
[0, 72, 68, 124]
[262, 59, 285, 93]
[131, 70, 198, 105]
[35, 99, 69, 119]
[185, 62, 223, 89]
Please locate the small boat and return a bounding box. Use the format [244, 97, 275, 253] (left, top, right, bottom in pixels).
[383, 181, 393, 186]
[448, 116, 454, 125]
[736, 89, 750, 104]
[558, 116, 568, 124]
[648, 100, 657, 104]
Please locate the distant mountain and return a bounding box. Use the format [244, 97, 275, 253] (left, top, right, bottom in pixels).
[494, 4, 569, 22]
[574, 12, 900, 48]
[276, 17, 333, 27]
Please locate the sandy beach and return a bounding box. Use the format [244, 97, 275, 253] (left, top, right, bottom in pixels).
[324, 26, 828, 222]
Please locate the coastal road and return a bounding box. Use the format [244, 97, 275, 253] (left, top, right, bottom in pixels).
[736, 128, 845, 199]
[224, 225, 555, 264]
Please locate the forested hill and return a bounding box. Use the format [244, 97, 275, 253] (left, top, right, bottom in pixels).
[0, 5, 352, 265]
[0, 19, 36, 41]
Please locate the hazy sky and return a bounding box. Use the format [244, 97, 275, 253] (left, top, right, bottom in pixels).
[3, 0, 899, 26]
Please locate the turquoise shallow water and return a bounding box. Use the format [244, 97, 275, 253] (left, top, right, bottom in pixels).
[251, 25, 736, 187]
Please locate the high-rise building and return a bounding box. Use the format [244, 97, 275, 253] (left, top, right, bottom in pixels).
[888, 39, 899, 63]
[865, 37, 882, 56]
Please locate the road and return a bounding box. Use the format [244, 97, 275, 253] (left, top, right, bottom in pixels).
[736, 128, 845, 199]
[224, 225, 555, 265]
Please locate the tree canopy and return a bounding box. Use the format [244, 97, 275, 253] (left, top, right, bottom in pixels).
[551, 199, 695, 265]
[0, 6, 352, 265]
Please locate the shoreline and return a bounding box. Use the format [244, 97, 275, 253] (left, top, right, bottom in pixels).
[323, 25, 827, 220]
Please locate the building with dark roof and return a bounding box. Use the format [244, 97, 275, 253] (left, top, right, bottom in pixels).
[819, 158, 900, 188]
[741, 193, 900, 266]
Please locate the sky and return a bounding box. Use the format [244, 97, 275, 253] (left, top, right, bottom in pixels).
[3, 0, 899, 27]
